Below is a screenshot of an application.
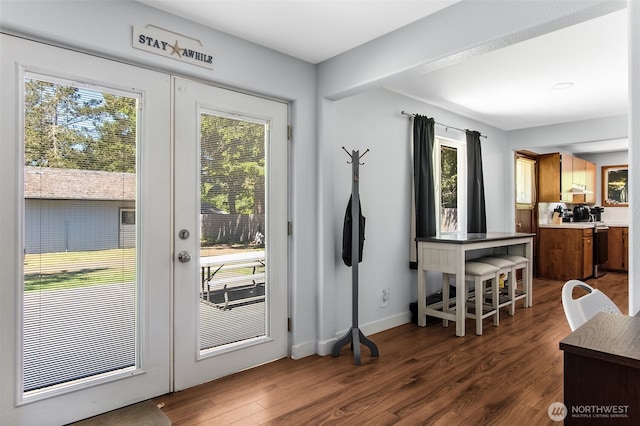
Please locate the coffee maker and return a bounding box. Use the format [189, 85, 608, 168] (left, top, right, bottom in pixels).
[590, 206, 604, 222]
[573, 205, 590, 222]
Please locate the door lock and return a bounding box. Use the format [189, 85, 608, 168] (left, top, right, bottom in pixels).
[177, 251, 192, 263]
[178, 229, 190, 240]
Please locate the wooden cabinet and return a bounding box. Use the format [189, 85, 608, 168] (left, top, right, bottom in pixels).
[539, 227, 593, 280]
[608, 226, 629, 271]
[572, 156, 585, 186]
[585, 160, 596, 204]
[582, 231, 593, 278]
[572, 157, 586, 203]
[538, 153, 563, 202]
[538, 153, 596, 203]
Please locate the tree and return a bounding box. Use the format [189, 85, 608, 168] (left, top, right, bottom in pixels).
[200, 114, 265, 215]
[89, 94, 137, 173]
[24, 78, 137, 173]
[440, 145, 458, 208]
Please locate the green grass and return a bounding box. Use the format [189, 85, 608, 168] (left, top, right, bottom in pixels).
[24, 248, 136, 292]
[23, 246, 263, 292]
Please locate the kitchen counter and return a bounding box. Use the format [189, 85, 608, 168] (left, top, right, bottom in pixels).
[538, 226, 594, 280]
[539, 222, 628, 229]
[539, 222, 597, 229]
[605, 222, 629, 227]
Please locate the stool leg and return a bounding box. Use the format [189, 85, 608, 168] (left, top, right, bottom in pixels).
[524, 265, 531, 307]
[492, 276, 499, 327]
[442, 273, 450, 327]
[508, 267, 516, 316]
[516, 265, 528, 308]
[475, 276, 483, 336]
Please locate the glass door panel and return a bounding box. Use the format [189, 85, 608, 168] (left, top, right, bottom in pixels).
[173, 77, 288, 391]
[22, 75, 139, 394]
[199, 113, 267, 352]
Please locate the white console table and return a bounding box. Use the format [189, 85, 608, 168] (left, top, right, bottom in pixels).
[416, 232, 534, 337]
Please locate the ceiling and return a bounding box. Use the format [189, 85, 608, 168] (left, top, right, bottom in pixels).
[136, 0, 459, 64]
[137, 1, 629, 152]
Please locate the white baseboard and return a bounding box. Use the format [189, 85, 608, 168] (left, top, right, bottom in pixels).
[314, 311, 411, 357]
[290, 340, 316, 360]
[316, 337, 336, 356]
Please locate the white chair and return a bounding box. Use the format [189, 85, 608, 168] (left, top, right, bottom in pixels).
[492, 254, 531, 308]
[561, 280, 621, 331]
[444, 261, 500, 335]
[475, 257, 517, 315]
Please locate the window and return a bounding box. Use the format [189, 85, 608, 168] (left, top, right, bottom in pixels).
[602, 164, 628, 207]
[435, 136, 466, 233]
[120, 208, 135, 225]
[516, 156, 536, 205]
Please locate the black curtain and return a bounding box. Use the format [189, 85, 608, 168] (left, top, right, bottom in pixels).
[466, 130, 487, 233]
[410, 115, 436, 268]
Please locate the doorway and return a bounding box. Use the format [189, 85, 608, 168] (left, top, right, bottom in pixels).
[515, 151, 538, 274]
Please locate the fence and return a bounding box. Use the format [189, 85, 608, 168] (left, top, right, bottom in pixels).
[201, 213, 265, 245]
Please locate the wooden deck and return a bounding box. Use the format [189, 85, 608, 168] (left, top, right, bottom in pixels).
[23, 281, 266, 391]
[23, 283, 136, 392]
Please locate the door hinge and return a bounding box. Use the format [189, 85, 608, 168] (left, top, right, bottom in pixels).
[287, 125, 292, 141]
[288, 317, 292, 332]
[288, 221, 293, 235]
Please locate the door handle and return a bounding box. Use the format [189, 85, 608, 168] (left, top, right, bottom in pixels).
[177, 251, 192, 263]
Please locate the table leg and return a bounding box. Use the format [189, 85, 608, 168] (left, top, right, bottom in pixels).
[455, 249, 466, 337]
[455, 274, 465, 337]
[418, 268, 427, 327]
[526, 240, 533, 307]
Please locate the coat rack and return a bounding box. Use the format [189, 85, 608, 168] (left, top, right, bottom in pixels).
[332, 147, 379, 365]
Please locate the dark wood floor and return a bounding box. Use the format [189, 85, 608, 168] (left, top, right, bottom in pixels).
[155, 272, 629, 425]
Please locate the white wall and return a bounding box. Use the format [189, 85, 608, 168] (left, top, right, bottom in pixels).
[324, 88, 508, 346]
[507, 115, 628, 152]
[580, 151, 629, 224]
[0, 0, 319, 357]
[628, 0, 640, 316]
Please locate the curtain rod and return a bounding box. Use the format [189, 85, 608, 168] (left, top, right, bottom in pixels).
[401, 110, 487, 139]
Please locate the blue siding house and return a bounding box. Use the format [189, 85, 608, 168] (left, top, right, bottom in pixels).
[24, 166, 136, 254]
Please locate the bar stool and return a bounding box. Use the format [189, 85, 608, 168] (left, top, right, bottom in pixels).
[444, 261, 500, 335]
[476, 256, 518, 315]
[493, 254, 531, 308]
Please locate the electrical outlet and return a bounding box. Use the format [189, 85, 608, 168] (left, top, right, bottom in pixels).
[381, 288, 389, 307]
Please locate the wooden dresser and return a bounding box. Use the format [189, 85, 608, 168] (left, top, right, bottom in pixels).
[559, 312, 640, 425]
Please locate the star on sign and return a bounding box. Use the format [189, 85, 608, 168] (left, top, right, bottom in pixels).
[169, 40, 183, 57]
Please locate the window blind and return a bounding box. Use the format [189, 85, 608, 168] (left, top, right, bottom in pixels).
[23, 75, 138, 393]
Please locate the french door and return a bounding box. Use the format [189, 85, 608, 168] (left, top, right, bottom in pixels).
[173, 77, 289, 390]
[0, 35, 172, 425]
[0, 36, 289, 425]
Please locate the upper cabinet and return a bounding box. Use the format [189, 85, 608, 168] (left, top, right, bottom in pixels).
[585, 160, 596, 204]
[538, 153, 596, 203]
